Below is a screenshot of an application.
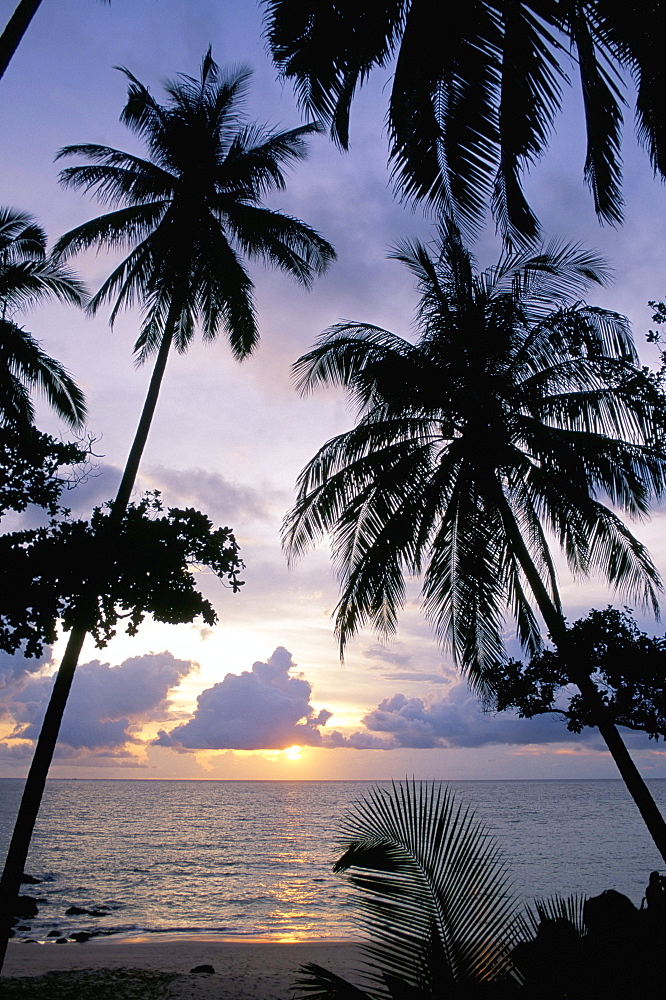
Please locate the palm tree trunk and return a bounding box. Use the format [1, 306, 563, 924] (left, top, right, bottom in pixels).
[494, 485, 666, 864]
[0, 0, 42, 81]
[112, 321, 175, 515]
[0, 310, 178, 973]
[0, 622, 86, 969]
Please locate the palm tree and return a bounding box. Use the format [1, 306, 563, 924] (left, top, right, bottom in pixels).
[282, 224, 666, 861]
[264, 1, 665, 245]
[0, 51, 334, 972]
[0, 206, 86, 429]
[53, 49, 335, 513]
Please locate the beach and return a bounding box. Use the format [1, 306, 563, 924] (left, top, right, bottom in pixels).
[2, 936, 364, 999]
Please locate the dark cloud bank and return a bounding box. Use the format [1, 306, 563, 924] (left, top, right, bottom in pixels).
[0, 652, 194, 758]
[1, 644, 613, 762]
[156, 647, 595, 753]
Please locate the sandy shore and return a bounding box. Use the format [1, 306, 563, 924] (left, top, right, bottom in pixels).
[2, 935, 365, 999]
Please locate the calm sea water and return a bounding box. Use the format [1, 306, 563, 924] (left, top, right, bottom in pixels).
[1, 779, 665, 943]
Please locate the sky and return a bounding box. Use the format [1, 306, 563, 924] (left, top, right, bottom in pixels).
[1, 0, 666, 782]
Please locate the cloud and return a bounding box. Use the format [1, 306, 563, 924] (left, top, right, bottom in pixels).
[155, 646, 333, 750]
[37, 461, 273, 528]
[0, 741, 36, 760]
[362, 642, 456, 684]
[363, 644, 415, 668]
[151, 650, 607, 757]
[358, 684, 594, 749]
[145, 466, 272, 523]
[7, 651, 195, 750]
[0, 649, 52, 695]
[324, 729, 392, 750]
[383, 672, 449, 684]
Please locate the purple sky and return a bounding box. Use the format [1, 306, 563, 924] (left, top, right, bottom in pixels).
[1, 0, 666, 780]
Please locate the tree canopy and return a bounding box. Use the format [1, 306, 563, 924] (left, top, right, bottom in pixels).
[488, 606, 666, 741]
[0, 491, 244, 659]
[283, 225, 666, 680]
[0, 425, 87, 520]
[54, 51, 335, 365]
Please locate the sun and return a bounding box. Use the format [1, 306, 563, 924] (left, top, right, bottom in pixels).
[283, 745, 302, 761]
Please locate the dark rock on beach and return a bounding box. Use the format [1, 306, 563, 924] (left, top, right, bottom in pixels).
[14, 896, 38, 918]
[65, 905, 108, 917]
[190, 964, 215, 974]
[70, 931, 92, 942]
[513, 884, 666, 999]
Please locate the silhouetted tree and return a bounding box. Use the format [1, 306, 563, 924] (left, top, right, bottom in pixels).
[0, 492, 244, 957]
[283, 223, 666, 861]
[488, 607, 666, 740]
[0, 426, 86, 520]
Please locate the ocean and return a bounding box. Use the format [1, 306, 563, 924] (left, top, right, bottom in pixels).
[1, 778, 665, 943]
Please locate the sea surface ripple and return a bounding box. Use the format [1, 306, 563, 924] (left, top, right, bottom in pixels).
[1, 778, 665, 943]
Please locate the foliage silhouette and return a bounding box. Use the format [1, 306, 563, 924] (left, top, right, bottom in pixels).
[488, 606, 666, 740]
[295, 780, 524, 998]
[264, 1, 666, 245]
[0, 427, 86, 520]
[0, 207, 86, 429]
[283, 223, 666, 859]
[0, 491, 243, 949]
[0, 491, 244, 659]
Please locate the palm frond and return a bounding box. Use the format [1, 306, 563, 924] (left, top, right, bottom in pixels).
[56, 145, 175, 206]
[331, 781, 522, 993]
[420, 466, 511, 682]
[264, 1, 661, 239]
[488, 241, 612, 309]
[293, 964, 373, 1000]
[292, 324, 413, 414]
[566, 6, 625, 226]
[0, 259, 87, 312]
[53, 203, 167, 262]
[571, 502, 662, 615]
[0, 320, 86, 428]
[265, 0, 404, 150]
[219, 121, 323, 198]
[523, 893, 587, 936]
[222, 201, 335, 288]
[0, 205, 87, 429]
[0, 207, 46, 260]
